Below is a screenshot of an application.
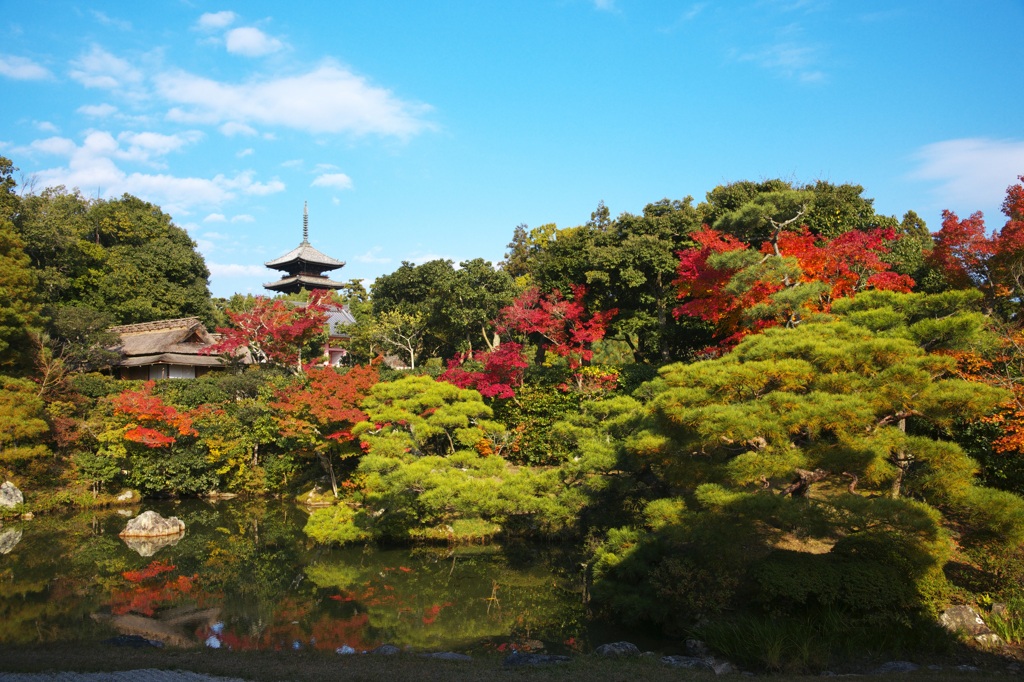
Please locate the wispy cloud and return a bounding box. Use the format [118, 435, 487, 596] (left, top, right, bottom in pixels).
[157, 62, 434, 137]
[220, 121, 258, 137]
[733, 42, 826, 83]
[236, 147, 254, 158]
[0, 54, 52, 80]
[196, 12, 237, 31]
[355, 247, 391, 264]
[204, 213, 227, 223]
[225, 27, 285, 57]
[311, 172, 353, 190]
[35, 121, 59, 133]
[592, 0, 618, 12]
[231, 214, 255, 223]
[90, 10, 132, 31]
[69, 45, 144, 91]
[911, 137, 1024, 213]
[77, 103, 118, 118]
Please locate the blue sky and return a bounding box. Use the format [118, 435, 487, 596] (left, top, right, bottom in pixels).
[2, 1, 1023, 298]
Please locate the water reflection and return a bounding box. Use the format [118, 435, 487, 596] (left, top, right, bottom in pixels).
[0, 499, 595, 652]
[120, 533, 184, 557]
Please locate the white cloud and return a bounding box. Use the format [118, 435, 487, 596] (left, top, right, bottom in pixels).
[77, 103, 118, 118]
[204, 213, 227, 223]
[593, 0, 617, 11]
[117, 130, 203, 163]
[21, 136, 78, 156]
[311, 172, 353, 190]
[911, 138, 1024, 213]
[236, 147, 254, 158]
[0, 55, 52, 80]
[231, 214, 255, 223]
[208, 262, 269, 277]
[313, 163, 339, 172]
[197, 11, 237, 31]
[220, 121, 258, 137]
[69, 45, 143, 90]
[155, 61, 433, 137]
[225, 27, 284, 57]
[25, 132, 287, 214]
[35, 121, 59, 133]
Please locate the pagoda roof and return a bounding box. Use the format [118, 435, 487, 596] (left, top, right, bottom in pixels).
[264, 240, 345, 271]
[263, 273, 347, 292]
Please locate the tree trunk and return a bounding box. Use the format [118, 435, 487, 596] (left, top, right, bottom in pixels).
[781, 468, 828, 497]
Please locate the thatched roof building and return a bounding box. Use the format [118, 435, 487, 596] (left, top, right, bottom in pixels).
[109, 317, 226, 380]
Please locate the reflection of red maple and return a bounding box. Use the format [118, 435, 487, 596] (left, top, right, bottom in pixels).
[110, 561, 196, 617]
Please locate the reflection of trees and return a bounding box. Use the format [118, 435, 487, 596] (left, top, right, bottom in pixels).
[304, 545, 586, 651]
[0, 500, 588, 651]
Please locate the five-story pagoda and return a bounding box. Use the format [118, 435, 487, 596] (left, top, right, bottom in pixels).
[264, 203, 345, 294]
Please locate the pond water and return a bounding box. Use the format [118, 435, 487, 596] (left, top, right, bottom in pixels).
[0, 499, 659, 654]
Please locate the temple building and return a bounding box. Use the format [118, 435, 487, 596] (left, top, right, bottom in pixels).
[264, 203, 346, 294]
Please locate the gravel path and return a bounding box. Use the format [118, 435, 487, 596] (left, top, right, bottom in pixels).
[0, 672, 250, 682]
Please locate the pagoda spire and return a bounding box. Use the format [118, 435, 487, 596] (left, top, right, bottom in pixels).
[302, 201, 309, 244]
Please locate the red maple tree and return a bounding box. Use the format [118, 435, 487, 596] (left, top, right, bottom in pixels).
[674, 225, 914, 347]
[273, 364, 379, 497]
[928, 175, 1024, 310]
[496, 285, 617, 369]
[438, 342, 529, 399]
[204, 290, 332, 372]
[110, 381, 196, 447]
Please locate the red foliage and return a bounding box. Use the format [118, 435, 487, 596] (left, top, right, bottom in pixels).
[496, 285, 616, 369]
[927, 176, 1024, 304]
[204, 290, 332, 369]
[438, 342, 529, 399]
[674, 225, 913, 346]
[273, 364, 379, 448]
[111, 382, 196, 448]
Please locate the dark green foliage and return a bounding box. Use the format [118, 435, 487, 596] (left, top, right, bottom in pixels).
[491, 382, 578, 465]
[592, 306, 1023, 640]
[12, 187, 215, 326]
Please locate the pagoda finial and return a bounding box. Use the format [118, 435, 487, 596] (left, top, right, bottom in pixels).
[302, 201, 309, 243]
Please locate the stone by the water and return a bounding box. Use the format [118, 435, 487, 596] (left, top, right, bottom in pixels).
[0, 481, 23, 508]
[371, 644, 401, 655]
[594, 641, 640, 658]
[662, 655, 714, 670]
[420, 651, 472, 661]
[120, 510, 186, 538]
[939, 605, 992, 636]
[871, 661, 920, 674]
[503, 652, 571, 667]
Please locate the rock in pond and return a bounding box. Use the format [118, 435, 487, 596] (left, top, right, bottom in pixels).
[120, 510, 185, 538]
[594, 641, 640, 658]
[0, 481, 23, 508]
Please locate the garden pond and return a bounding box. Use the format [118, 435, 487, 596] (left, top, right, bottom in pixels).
[0, 498, 661, 655]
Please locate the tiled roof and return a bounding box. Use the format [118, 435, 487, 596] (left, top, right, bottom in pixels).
[264, 241, 345, 269]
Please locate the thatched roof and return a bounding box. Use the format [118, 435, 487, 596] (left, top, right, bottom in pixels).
[109, 317, 222, 367]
